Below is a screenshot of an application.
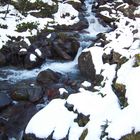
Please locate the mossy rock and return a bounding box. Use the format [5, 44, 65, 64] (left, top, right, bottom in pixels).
[133, 54, 140, 67]
[79, 129, 88, 140]
[120, 132, 140, 140]
[112, 82, 128, 109]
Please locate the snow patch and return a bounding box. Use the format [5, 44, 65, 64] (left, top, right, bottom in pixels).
[35, 49, 42, 57]
[53, 3, 79, 26]
[30, 54, 37, 62]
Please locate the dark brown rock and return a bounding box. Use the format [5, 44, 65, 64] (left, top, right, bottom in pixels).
[0, 102, 37, 139]
[11, 84, 43, 103]
[78, 51, 95, 81]
[46, 88, 59, 101]
[36, 69, 62, 87]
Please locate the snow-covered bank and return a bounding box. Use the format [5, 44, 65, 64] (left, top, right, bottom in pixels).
[25, 0, 140, 140]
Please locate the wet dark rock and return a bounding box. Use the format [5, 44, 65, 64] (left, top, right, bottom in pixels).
[36, 69, 62, 87]
[45, 88, 60, 101]
[52, 41, 72, 60]
[0, 92, 12, 110]
[0, 132, 8, 140]
[65, 102, 74, 112]
[11, 84, 43, 103]
[78, 51, 95, 81]
[94, 33, 110, 47]
[11, 88, 29, 101]
[0, 31, 80, 69]
[0, 52, 6, 66]
[0, 102, 37, 139]
[102, 51, 128, 69]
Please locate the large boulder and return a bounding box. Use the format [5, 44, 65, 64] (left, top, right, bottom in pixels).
[0, 102, 37, 139]
[11, 85, 43, 103]
[0, 31, 80, 69]
[78, 51, 96, 81]
[36, 69, 62, 87]
[0, 40, 28, 67]
[50, 32, 80, 60]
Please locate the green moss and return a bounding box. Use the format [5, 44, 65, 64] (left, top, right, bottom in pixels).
[79, 129, 88, 140]
[16, 22, 39, 32]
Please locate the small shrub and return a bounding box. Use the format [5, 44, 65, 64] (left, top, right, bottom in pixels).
[0, 24, 8, 29]
[16, 22, 39, 32]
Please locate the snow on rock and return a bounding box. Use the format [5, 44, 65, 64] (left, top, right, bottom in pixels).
[25, 99, 77, 139]
[30, 54, 37, 62]
[19, 48, 27, 52]
[81, 81, 91, 87]
[53, 3, 79, 26]
[84, 47, 103, 74]
[35, 49, 42, 57]
[59, 88, 68, 95]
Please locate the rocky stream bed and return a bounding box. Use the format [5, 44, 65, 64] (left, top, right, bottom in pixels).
[0, 0, 140, 140]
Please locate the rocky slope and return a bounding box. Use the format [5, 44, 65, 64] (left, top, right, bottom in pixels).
[0, 0, 140, 140]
